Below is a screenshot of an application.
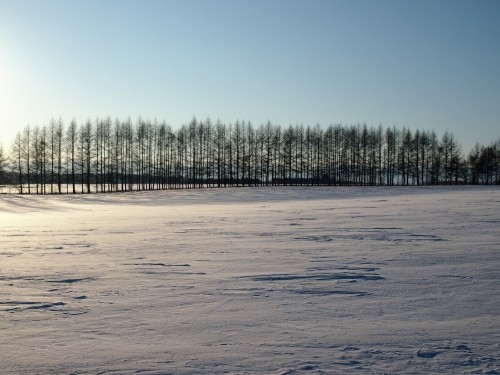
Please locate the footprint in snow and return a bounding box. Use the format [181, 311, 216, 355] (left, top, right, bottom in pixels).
[417, 349, 441, 359]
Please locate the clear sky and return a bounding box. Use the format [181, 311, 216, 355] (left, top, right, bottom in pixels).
[1, 0, 499, 153]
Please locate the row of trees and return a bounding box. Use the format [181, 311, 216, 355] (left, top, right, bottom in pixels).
[0, 117, 498, 194]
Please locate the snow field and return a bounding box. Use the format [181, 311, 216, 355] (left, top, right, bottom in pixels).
[0, 186, 499, 374]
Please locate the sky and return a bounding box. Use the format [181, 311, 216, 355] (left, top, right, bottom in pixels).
[0, 0, 499, 153]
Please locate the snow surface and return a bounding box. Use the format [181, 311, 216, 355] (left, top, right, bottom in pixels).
[0, 186, 499, 374]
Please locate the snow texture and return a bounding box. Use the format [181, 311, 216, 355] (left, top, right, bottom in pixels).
[0, 186, 499, 374]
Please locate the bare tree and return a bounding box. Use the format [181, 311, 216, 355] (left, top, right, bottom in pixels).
[0, 143, 6, 188]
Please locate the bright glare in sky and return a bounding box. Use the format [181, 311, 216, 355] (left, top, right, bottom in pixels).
[0, 0, 499, 152]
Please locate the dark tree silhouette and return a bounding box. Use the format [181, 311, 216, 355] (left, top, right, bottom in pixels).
[3, 117, 499, 193]
[0, 143, 6, 188]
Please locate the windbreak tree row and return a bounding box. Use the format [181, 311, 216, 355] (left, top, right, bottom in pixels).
[1, 117, 499, 194]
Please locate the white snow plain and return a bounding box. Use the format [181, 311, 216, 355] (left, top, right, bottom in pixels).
[0, 186, 499, 374]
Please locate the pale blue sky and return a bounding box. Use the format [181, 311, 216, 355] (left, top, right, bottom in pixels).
[1, 0, 499, 152]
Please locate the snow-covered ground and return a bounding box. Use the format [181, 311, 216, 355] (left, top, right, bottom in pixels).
[1, 186, 499, 374]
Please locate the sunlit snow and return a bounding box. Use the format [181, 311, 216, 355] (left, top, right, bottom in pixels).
[1, 186, 499, 374]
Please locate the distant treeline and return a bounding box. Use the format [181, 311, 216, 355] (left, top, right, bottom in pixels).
[0, 117, 498, 194]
